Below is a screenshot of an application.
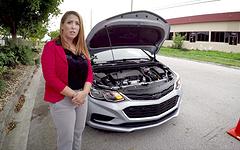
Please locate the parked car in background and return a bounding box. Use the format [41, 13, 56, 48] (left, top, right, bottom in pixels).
[86, 10, 182, 132]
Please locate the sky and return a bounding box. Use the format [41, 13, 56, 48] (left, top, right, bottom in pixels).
[48, 0, 240, 36]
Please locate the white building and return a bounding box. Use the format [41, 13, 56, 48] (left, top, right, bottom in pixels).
[163, 11, 240, 53]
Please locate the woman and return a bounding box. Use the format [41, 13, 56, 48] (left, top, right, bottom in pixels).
[41, 11, 93, 150]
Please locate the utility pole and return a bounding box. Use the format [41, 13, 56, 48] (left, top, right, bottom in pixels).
[90, 8, 92, 29]
[131, 0, 133, 11]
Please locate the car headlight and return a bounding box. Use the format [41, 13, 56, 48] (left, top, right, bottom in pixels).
[90, 89, 125, 102]
[175, 78, 181, 90]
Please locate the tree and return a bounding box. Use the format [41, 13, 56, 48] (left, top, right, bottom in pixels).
[172, 33, 185, 49]
[0, 0, 63, 40]
[19, 22, 48, 40]
[48, 30, 60, 39]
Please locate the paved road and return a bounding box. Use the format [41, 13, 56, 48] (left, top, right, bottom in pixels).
[27, 56, 240, 150]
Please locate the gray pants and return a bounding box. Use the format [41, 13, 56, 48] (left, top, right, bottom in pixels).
[49, 96, 87, 150]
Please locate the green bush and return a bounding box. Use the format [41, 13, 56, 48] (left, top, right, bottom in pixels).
[11, 45, 35, 65]
[0, 43, 35, 67]
[172, 33, 185, 49]
[0, 46, 19, 67]
[0, 66, 6, 95]
[0, 79, 5, 95]
[0, 39, 37, 95]
[0, 65, 7, 75]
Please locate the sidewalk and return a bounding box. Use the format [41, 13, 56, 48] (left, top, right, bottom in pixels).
[26, 75, 57, 150]
[0, 66, 42, 150]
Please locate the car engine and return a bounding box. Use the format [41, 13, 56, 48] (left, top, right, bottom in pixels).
[94, 66, 171, 88]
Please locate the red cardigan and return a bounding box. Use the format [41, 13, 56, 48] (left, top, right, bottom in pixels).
[41, 40, 93, 103]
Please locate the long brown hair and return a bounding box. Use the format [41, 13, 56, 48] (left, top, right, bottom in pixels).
[57, 11, 89, 58]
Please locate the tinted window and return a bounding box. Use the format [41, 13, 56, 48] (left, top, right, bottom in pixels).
[211, 32, 224, 42]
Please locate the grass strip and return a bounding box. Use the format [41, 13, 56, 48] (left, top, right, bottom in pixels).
[159, 47, 240, 68]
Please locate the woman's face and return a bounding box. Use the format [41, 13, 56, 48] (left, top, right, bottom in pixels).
[62, 14, 80, 41]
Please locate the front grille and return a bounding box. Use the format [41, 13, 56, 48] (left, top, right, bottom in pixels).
[120, 108, 178, 127]
[126, 85, 174, 100]
[123, 96, 179, 118]
[91, 108, 179, 128]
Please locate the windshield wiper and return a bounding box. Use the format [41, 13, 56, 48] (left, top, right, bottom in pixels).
[106, 58, 149, 63]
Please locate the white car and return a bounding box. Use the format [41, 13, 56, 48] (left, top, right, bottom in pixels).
[86, 10, 182, 132]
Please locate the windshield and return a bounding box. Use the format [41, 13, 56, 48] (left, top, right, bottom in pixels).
[91, 48, 151, 64]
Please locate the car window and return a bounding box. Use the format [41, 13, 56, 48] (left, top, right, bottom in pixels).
[92, 48, 151, 64]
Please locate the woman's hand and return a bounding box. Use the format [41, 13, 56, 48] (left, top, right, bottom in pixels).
[72, 91, 88, 106]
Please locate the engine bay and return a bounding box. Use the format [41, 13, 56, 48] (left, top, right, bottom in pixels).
[94, 65, 173, 89]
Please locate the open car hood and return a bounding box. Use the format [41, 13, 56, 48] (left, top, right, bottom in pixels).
[86, 10, 170, 56]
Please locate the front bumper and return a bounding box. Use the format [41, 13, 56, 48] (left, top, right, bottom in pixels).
[86, 88, 182, 132]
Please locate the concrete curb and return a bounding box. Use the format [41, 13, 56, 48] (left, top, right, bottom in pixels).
[0, 66, 42, 150]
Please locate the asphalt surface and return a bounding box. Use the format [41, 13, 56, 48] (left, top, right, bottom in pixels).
[26, 56, 240, 150]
